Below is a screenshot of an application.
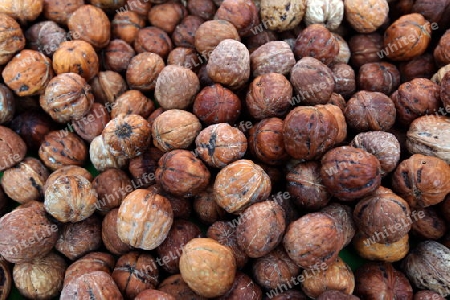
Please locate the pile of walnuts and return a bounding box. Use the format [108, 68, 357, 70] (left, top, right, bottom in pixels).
[0, 0, 450, 299]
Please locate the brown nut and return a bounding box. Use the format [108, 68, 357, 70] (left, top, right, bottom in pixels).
[43, 0, 84, 25]
[260, 0, 306, 32]
[268, 290, 308, 300]
[25, 20, 66, 57]
[92, 168, 132, 214]
[136, 289, 176, 300]
[172, 15, 204, 49]
[353, 232, 409, 262]
[158, 274, 207, 300]
[111, 90, 154, 119]
[441, 71, 450, 109]
[294, 24, 339, 65]
[10, 111, 53, 152]
[128, 147, 163, 188]
[348, 33, 383, 68]
[321, 203, 356, 247]
[112, 11, 145, 44]
[134, 26, 173, 59]
[250, 41, 295, 77]
[215, 271, 262, 300]
[102, 39, 136, 73]
[399, 53, 436, 83]
[331, 63, 356, 99]
[194, 20, 240, 55]
[434, 29, 450, 67]
[0, 258, 12, 300]
[193, 187, 227, 224]
[358, 62, 400, 95]
[61, 271, 122, 299]
[102, 209, 134, 255]
[0, 126, 26, 172]
[148, 3, 187, 34]
[0, 13, 25, 65]
[214, 0, 259, 37]
[90, 71, 127, 105]
[89, 135, 128, 172]
[149, 184, 192, 219]
[317, 290, 360, 300]
[0, 84, 15, 124]
[72, 103, 111, 143]
[126, 52, 165, 91]
[411, 207, 446, 240]
[0, 0, 44, 23]
[43, 165, 93, 193]
[63, 252, 115, 287]
[344, 0, 389, 33]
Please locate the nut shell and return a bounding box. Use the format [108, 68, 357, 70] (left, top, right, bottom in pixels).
[260, 0, 306, 31]
[0, 13, 25, 65]
[63, 252, 115, 287]
[61, 271, 122, 300]
[250, 41, 295, 77]
[344, 0, 389, 33]
[0, 126, 27, 172]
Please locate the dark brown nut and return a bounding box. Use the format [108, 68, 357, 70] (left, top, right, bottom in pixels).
[112, 11, 145, 44]
[305, 0, 344, 30]
[102, 114, 152, 159]
[13, 252, 66, 300]
[195, 123, 247, 168]
[152, 110, 202, 152]
[348, 33, 383, 68]
[126, 52, 165, 91]
[399, 53, 436, 83]
[117, 189, 173, 250]
[354, 187, 412, 244]
[442, 194, 450, 223]
[283, 105, 339, 160]
[187, 0, 216, 20]
[283, 212, 344, 269]
[172, 16, 204, 49]
[43, 165, 93, 193]
[0, 201, 58, 263]
[206, 220, 248, 269]
[63, 252, 114, 286]
[90, 135, 128, 171]
[134, 26, 173, 59]
[10, 111, 53, 152]
[198, 64, 215, 87]
[156, 150, 210, 197]
[214, 159, 271, 214]
[61, 271, 122, 299]
[321, 203, 355, 247]
[194, 20, 240, 55]
[193, 84, 241, 125]
[302, 257, 354, 298]
[155, 65, 200, 110]
[207, 39, 250, 90]
[286, 161, 330, 210]
[90, 0, 126, 11]
[392, 154, 450, 208]
[402, 241, 450, 297]
[124, 0, 152, 18]
[414, 291, 445, 300]
[260, 0, 306, 31]
[267, 290, 308, 300]
[68, 4, 110, 49]
[331, 63, 356, 99]
[156, 219, 202, 274]
[351, 131, 401, 176]
[136, 289, 176, 300]
[180, 238, 237, 298]
[434, 29, 450, 67]
[344, 91, 396, 132]
[328, 93, 347, 112]
[355, 262, 413, 300]
[55, 215, 102, 260]
[38, 130, 87, 170]
[111, 90, 154, 119]
[112, 251, 159, 299]
[293, 24, 339, 65]
[52, 40, 99, 81]
[43, 0, 84, 25]
[0, 13, 25, 65]
[358, 62, 400, 95]
[158, 274, 207, 300]
[0, 186, 9, 218]
[252, 246, 299, 290]
[323, 100, 348, 144]
[102, 209, 134, 255]
[383, 13, 432, 61]
[321, 146, 382, 201]
[0, 126, 26, 172]
[102, 39, 136, 73]
[193, 187, 227, 224]
[391, 78, 441, 126]
[332, 33, 351, 65]
[406, 115, 450, 164]
[92, 168, 132, 214]
[44, 175, 97, 222]
[344, 0, 388, 33]
[441, 71, 450, 108]
[25, 20, 66, 57]
[0, 258, 12, 300]
[245, 30, 278, 54]
[317, 290, 360, 300]
[353, 231, 409, 262]
[216, 272, 262, 300]
[411, 207, 446, 239]
[149, 184, 193, 220]
[72, 103, 111, 142]
[290, 57, 335, 105]
[0, 0, 43, 23]
[250, 41, 295, 77]
[0, 84, 15, 124]
[2, 49, 53, 97]
[412, 0, 450, 29]
[214, 0, 259, 37]
[90, 71, 127, 105]
[248, 118, 289, 166]
[148, 3, 187, 34]
[167, 47, 201, 71]
[1, 157, 49, 204]
[129, 147, 164, 188]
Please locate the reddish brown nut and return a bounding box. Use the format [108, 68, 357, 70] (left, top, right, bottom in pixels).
[68, 4, 110, 49]
[193, 84, 241, 125]
[102, 39, 136, 73]
[355, 262, 413, 299]
[250, 41, 295, 77]
[112, 11, 145, 44]
[10, 111, 53, 152]
[283, 212, 344, 269]
[148, 3, 187, 34]
[128, 147, 163, 188]
[125, 0, 151, 18]
[180, 238, 237, 298]
[399, 53, 436, 83]
[214, 0, 259, 37]
[0, 126, 26, 172]
[333, 33, 351, 64]
[155, 65, 200, 109]
[391, 78, 441, 126]
[92, 168, 132, 214]
[150, 184, 193, 220]
[331, 63, 356, 99]
[441, 71, 450, 109]
[172, 16, 204, 49]
[43, 0, 84, 25]
[328, 93, 347, 112]
[358, 62, 400, 95]
[126, 52, 165, 92]
[0, 201, 58, 263]
[412, 0, 450, 29]
[0, 13, 25, 65]
[152, 110, 202, 152]
[411, 207, 446, 239]
[111, 90, 154, 119]
[286, 161, 331, 210]
[90, 0, 126, 12]
[156, 219, 202, 274]
[321, 203, 356, 247]
[194, 20, 240, 55]
[25, 20, 66, 57]
[344, 0, 389, 33]
[0, 84, 14, 125]
[0, 0, 44, 23]
[90, 71, 127, 105]
[90, 135, 128, 172]
[117, 189, 173, 250]
[136, 290, 176, 300]
[72, 103, 111, 143]
[434, 29, 450, 67]
[167, 47, 201, 71]
[414, 291, 445, 300]
[52, 40, 99, 81]
[392, 154, 450, 208]
[43, 166, 93, 193]
[102, 209, 134, 256]
[1, 157, 49, 204]
[193, 187, 227, 224]
[112, 251, 159, 299]
[245, 30, 278, 54]
[187, 0, 215, 20]
[61, 271, 122, 299]
[344, 91, 396, 132]
[63, 252, 114, 287]
[156, 150, 210, 197]
[290, 57, 335, 105]
[158, 274, 207, 300]
[134, 26, 173, 59]
[55, 215, 101, 260]
[321, 146, 381, 201]
[318, 290, 360, 300]
[260, 0, 306, 31]
[268, 290, 308, 300]
[215, 272, 262, 300]
[348, 33, 383, 68]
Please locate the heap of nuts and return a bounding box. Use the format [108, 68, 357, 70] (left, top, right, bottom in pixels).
[0, 0, 450, 299]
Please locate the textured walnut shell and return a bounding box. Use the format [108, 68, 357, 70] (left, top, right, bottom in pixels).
[214, 0, 259, 37]
[10, 111, 53, 152]
[128, 147, 163, 189]
[250, 41, 295, 77]
[63, 252, 115, 287]
[353, 232, 409, 262]
[321, 203, 356, 247]
[102, 39, 136, 73]
[90, 71, 127, 105]
[358, 62, 400, 95]
[126, 52, 164, 91]
[179, 238, 237, 298]
[148, 3, 187, 34]
[348, 33, 383, 68]
[193, 186, 227, 224]
[102, 209, 133, 256]
[0, 258, 11, 300]
[0, 13, 25, 65]
[260, 0, 306, 31]
[90, 135, 128, 172]
[0, 84, 15, 124]
[441, 71, 450, 108]
[0, 201, 58, 263]
[172, 15, 204, 49]
[187, 0, 216, 20]
[215, 271, 262, 300]
[158, 274, 207, 300]
[111, 90, 153, 119]
[73, 103, 111, 143]
[42, 0, 84, 25]
[402, 241, 450, 297]
[0, 126, 26, 172]
[392, 154, 450, 208]
[414, 291, 446, 300]
[136, 289, 176, 300]
[43, 165, 93, 193]
[294, 24, 339, 65]
[134, 26, 173, 59]
[331, 64, 356, 99]
[411, 207, 446, 239]
[92, 168, 132, 214]
[269, 290, 308, 300]
[194, 20, 240, 55]
[0, 0, 44, 23]
[434, 29, 450, 67]
[112, 11, 144, 44]
[283, 212, 344, 269]
[61, 271, 122, 299]
[117, 189, 173, 250]
[355, 262, 414, 300]
[345, 0, 389, 33]
[25, 20, 66, 56]
[317, 290, 360, 300]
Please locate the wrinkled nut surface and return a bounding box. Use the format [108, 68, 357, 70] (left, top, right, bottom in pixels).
[0, 13, 25, 65]
[61, 271, 122, 300]
[294, 24, 339, 65]
[0, 258, 12, 300]
[0, 126, 26, 172]
[321, 203, 355, 247]
[305, 0, 344, 30]
[353, 232, 409, 262]
[90, 135, 128, 172]
[344, 0, 389, 33]
[260, 0, 306, 31]
[250, 41, 296, 77]
[63, 252, 115, 287]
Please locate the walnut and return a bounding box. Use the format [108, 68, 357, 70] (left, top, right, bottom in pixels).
[172, 15, 204, 49]
[148, 3, 187, 34]
[134, 26, 173, 59]
[92, 168, 132, 214]
[0, 259, 12, 299]
[111, 90, 154, 119]
[0, 13, 25, 65]
[72, 103, 111, 142]
[126, 52, 165, 91]
[43, 0, 84, 25]
[102, 209, 134, 255]
[414, 291, 446, 300]
[61, 271, 122, 299]
[112, 11, 144, 44]
[305, 0, 344, 30]
[250, 41, 295, 77]
[321, 203, 356, 247]
[441, 71, 450, 108]
[150, 184, 193, 220]
[294, 24, 339, 65]
[43, 165, 93, 193]
[411, 207, 446, 239]
[245, 30, 278, 54]
[215, 272, 262, 300]
[25, 20, 66, 57]
[0, 126, 26, 172]
[434, 29, 450, 67]
[269, 290, 308, 300]
[10, 111, 53, 152]
[90, 0, 126, 11]
[332, 33, 351, 64]
[260, 0, 306, 31]
[89, 135, 128, 172]
[193, 187, 227, 224]
[328, 92, 347, 111]
[0, 0, 44, 23]
[194, 20, 240, 55]
[214, 0, 259, 37]
[0, 84, 14, 124]
[90, 71, 127, 105]
[431, 64, 450, 84]
[128, 147, 163, 188]
[158, 274, 207, 300]
[187, 0, 216, 20]
[348, 32, 383, 68]
[125, 0, 151, 18]
[412, 0, 450, 29]
[167, 47, 201, 71]
[331, 63, 356, 99]
[136, 290, 176, 300]
[353, 232, 409, 262]
[358, 62, 400, 95]
[102, 39, 136, 73]
[344, 0, 388, 33]
[318, 290, 360, 300]
[399, 53, 436, 83]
